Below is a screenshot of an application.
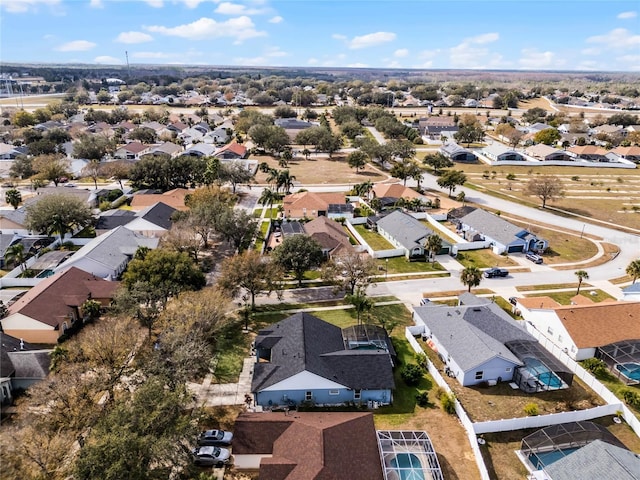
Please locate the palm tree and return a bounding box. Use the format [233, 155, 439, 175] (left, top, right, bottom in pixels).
[426, 234, 442, 264]
[460, 266, 482, 292]
[354, 180, 373, 200]
[258, 188, 279, 219]
[5, 243, 26, 273]
[302, 148, 311, 161]
[277, 170, 296, 194]
[347, 288, 373, 325]
[575, 270, 589, 295]
[626, 259, 640, 284]
[266, 168, 280, 191]
[5, 188, 22, 210]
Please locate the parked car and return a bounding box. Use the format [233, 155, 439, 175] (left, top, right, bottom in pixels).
[509, 297, 518, 305]
[484, 268, 509, 278]
[192, 446, 231, 467]
[419, 298, 431, 306]
[198, 429, 233, 446]
[525, 252, 543, 264]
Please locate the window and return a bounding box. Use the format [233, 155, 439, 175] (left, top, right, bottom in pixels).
[475, 371, 484, 380]
[329, 390, 339, 396]
[505, 367, 512, 372]
[354, 389, 361, 400]
[558, 335, 563, 342]
[547, 326, 554, 335]
[305, 391, 312, 401]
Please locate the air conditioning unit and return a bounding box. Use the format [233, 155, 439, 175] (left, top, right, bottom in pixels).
[487, 380, 497, 386]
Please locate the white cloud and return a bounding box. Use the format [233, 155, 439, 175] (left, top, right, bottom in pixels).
[586, 28, 640, 49]
[94, 55, 123, 64]
[115, 31, 153, 44]
[179, 0, 208, 8]
[348, 31, 396, 49]
[307, 57, 319, 65]
[332, 34, 347, 40]
[449, 33, 500, 68]
[1, 0, 60, 13]
[617, 54, 640, 70]
[418, 49, 440, 59]
[347, 62, 368, 68]
[131, 51, 171, 59]
[518, 48, 564, 69]
[264, 46, 287, 57]
[268, 15, 283, 24]
[145, 16, 266, 42]
[617, 11, 637, 19]
[581, 47, 601, 55]
[215, 2, 265, 15]
[394, 48, 409, 58]
[89, 0, 103, 8]
[386, 60, 402, 68]
[56, 40, 96, 51]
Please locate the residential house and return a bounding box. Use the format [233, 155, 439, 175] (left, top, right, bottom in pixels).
[413, 296, 572, 391]
[440, 143, 478, 162]
[113, 141, 152, 161]
[203, 126, 231, 145]
[371, 183, 435, 210]
[0, 333, 51, 404]
[525, 144, 573, 162]
[454, 207, 547, 254]
[142, 142, 184, 158]
[282, 191, 349, 219]
[178, 126, 205, 145]
[54, 226, 158, 280]
[96, 202, 175, 237]
[129, 188, 190, 212]
[566, 145, 610, 162]
[0, 143, 28, 160]
[252, 313, 395, 407]
[0, 234, 53, 269]
[1, 267, 120, 343]
[183, 143, 216, 157]
[418, 117, 458, 138]
[592, 124, 625, 137]
[213, 142, 248, 160]
[610, 146, 640, 164]
[621, 283, 640, 302]
[517, 297, 640, 362]
[0, 208, 29, 235]
[232, 411, 384, 479]
[274, 118, 317, 141]
[375, 210, 450, 258]
[302, 216, 352, 258]
[482, 144, 526, 162]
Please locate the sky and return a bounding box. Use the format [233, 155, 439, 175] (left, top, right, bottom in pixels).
[0, 0, 639, 71]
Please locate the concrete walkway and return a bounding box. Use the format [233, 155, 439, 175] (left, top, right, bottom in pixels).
[189, 357, 254, 407]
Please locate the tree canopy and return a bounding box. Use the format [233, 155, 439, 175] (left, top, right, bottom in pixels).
[25, 193, 93, 239]
[525, 175, 564, 208]
[272, 234, 324, 286]
[436, 169, 467, 197]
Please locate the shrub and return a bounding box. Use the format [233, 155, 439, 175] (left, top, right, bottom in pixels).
[400, 364, 423, 386]
[524, 402, 539, 416]
[415, 353, 428, 370]
[581, 358, 607, 377]
[621, 389, 640, 409]
[99, 200, 111, 211]
[415, 392, 430, 408]
[440, 392, 456, 414]
[571, 175, 580, 181]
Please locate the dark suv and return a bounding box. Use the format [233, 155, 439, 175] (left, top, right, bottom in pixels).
[484, 267, 509, 278]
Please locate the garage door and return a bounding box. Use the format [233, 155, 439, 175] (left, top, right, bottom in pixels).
[507, 245, 524, 253]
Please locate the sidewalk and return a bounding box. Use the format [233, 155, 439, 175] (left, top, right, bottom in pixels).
[189, 357, 254, 407]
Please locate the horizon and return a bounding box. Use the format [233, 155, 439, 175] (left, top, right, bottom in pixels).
[0, 0, 638, 72]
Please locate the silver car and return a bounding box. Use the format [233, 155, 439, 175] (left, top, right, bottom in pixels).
[197, 429, 233, 446]
[192, 445, 231, 467]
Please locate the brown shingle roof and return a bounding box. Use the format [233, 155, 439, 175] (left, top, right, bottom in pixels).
[7, 267, 119, 328]
[372, 183, 429, 200]
[518, 296, 562, 310]
[130, 188, 190, 211]
[233, 412, 383, 480]
[283, 192, 346, 218]
[553, 301, 640, 348]
[303, 217, 351, 255]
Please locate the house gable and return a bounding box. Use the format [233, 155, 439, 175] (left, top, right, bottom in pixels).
[261, 370, 347, 391]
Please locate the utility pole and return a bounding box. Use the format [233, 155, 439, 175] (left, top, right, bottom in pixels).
[125, 51, 131, 79]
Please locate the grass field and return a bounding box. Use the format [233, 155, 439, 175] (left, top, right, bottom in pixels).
[376, 256, 446, 274]
[540, 289, 615, 304]
[455, 249, 519, 269]
[353, 224, 395, 250]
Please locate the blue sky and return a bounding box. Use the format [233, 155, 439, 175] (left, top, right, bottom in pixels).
[1, 0, 639, 71]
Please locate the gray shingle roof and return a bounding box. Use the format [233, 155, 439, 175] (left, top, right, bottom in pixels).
[376, 210, 435, 251]
[413, 302, 532, 372]
[459, 208, 526, 247]
[135, 202, 176, 230]
[544, 440, 640, 480]
[96, 209, 136, 230]
[252, 313, 394, 392]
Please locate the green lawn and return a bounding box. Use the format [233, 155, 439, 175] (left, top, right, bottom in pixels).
[532, 289, 615, 305]
[252, 208, 263, 218]
[580, 361, 640, 418]
[376, 256, 446, 274]
[455, 249, 518, 269]
[254, 221, 270, 252]
[353, 225, 395, 251]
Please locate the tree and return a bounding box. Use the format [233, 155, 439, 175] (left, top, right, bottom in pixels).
[4, 243, 26, 272]
[390, 159, 422, 186]
[101, 161, 131, 190]
[25, 193, 93, 240]
[218, 161, 254, 194]
[216, 209, 258, 253]
[626, 259, 640, 284]
[525, 175, 565, 208]
[81, 160, 102, 189]
[5, 188, 22, 209]
[322, 250, 378, 295]
[454, 124, 484, 146]
[575, 270, 589, 295]
[353, 180, 373, 200]
[217, 250, 283, 309]
[258, 188, 280, 219]
[160, 220, 203, 262]
[347, 150, 368, 173]
[128, 127, 157, 144]
[73, 133, 114, 161]
[276, 169, 296, 194]
[9, 156, 35, 179]
[437, 170, 467, 197]
[426, 234, 442, 264]
[273, 234, 324, 286]
[534, 128, 561, 145]
[346, 288, 373, 325]
[33, 154, 72, 187]
[423, 152, 453, 175]
[460, 266, 482, 292]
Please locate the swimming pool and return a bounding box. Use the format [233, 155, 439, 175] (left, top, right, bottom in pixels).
[390, 453, 426, 480]
[616, 362, 640, 382]
[523, 357, 564, 389]
[528, 447, 580, 470]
